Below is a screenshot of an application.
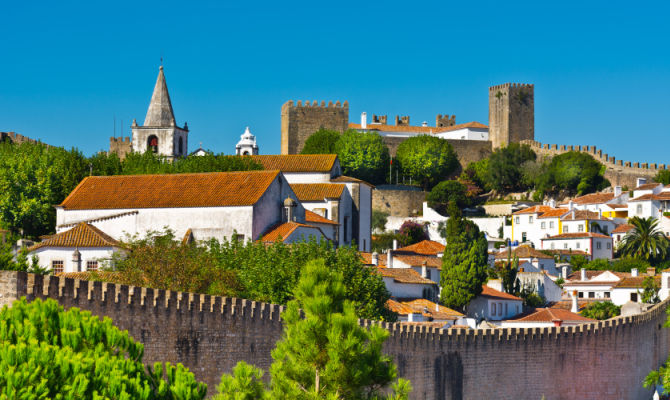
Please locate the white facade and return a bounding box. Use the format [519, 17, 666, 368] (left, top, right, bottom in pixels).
[31, 247, 118, 274]
[381, 276, 436, 299]
[435, 127, 488, 141]
[541, 234, 613, 260]
[235, 127, 259, 156]
[467, 295, 523, 321]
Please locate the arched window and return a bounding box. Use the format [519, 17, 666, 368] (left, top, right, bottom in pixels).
[147, 135, 158, 153]
[178, 137, 183, 155]
[243, 150, 250, 155]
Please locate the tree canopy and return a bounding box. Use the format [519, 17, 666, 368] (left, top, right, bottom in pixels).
[580, 301, 620, 320]
[334, 130, 390, 185]
[654, 170, 670, 185]
[427, 180, 471, 215]
[534, 151, 609, 196]
[0, 297, 206, 399]
[300, 128, 341, 154]
[619, 217, 670, 261]
[395, 135, 458, 189]
[215, 259, 411, 400]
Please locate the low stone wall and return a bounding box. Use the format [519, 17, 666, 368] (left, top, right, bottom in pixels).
[373, 186, 427, 217]
[382, 137, 492, 171]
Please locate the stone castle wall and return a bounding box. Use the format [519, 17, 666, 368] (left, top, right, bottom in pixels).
[109, 136, 132, 159]
[280, 100, 349, 155]
[381, 137, 492, 170]
[372, 186, 427, 217]
[522, 140, 660, 188]
[1, 131, 46, 146]
[2, 270, 668, 400]
[489, 83, 534, 149]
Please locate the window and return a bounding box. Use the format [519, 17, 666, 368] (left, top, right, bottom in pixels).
[505, 303, 508, 315]
[564, 243, 568, 249]
[588, 292, 595, 298]
[529, 216, 533, 223]
[563, 226, 569, 233]
[637, 204, 642, 215]
[516, 305, 519, 314]
[343, 216, 349, 242]
[549, 221, 554, 229]
[491, 303, 496, 315]
[86, 261, 98, 271]
[578, 224, 584, 232]
[604, 292, 611, 298]
[541, 222, 546, 229]
[515, 217, 520, 224]
[178, 137, 184, 155]
[578, 291, 584, 298]
[498, 303, 503, 316]
[522, 232, 527, 242]
[550, 243, 555, 249]
[603, 226, 608, 234]
[607, 242, 611, 249]
[596, 242, 602, 250]
[52, 260, 64, 274]
[363, 239, 366, 250]
[631, 293, 638, 302]
[234, 234, 245, 242]
[147, 135, 159, 153]
[576, 242, 580, 249]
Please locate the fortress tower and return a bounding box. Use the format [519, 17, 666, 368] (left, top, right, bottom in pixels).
[488, 83, 534, 149]
[280, 100, 348, 155]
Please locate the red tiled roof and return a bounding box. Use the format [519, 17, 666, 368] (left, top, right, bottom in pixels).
[629, 192, 670, 202]
[537, 209, 568, 219]
[400, 298, 463, 318]
[548, 299, 605, 311]
[386, 299, 415, 315]
[614, 275, 661, 288]
[495, 245, 554, 260]
[560, 210, 609, 221]
[480, 285, 522, 301]
[330, 175, 374, 187]
[290, 183, 345, 201]
[249, 154, 338, 173]
[261, 222, 324, 243]
[393, 254, 443, 269]
[377, 267, 436, 285]
[635, 182, 661, 190]
[509, 308, 595, 323]
[396, 240, 445, 256]
[612, 224, 634, 233]
[604, 203, 628, 209]
[562, 192, 616, 206]
[59, 171, 280, 210]
[348, 121, 488, 134]
[543, 232, 612, 240]
[545, 249, 588, 256]
[304, 210, 339, 225]
[513, 205, 555, 215]
[29, 223, 121, 251]
[359, 252, 386, 267]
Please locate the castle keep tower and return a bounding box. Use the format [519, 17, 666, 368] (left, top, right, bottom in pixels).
[130, 66, 189, 160]
[280, 100, 348, 155]
[488, 83, 534, 149]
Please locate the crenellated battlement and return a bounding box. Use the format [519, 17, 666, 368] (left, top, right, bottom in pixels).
[282, 100, 349, 109]
[489, 83, 535, 91]
[109, 136, 131, 143]
[1, 131, 46, 146]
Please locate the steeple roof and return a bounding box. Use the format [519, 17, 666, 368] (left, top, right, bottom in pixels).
[144, 66, 176, 127]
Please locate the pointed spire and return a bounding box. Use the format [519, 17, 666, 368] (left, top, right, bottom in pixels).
[144, 65, 176, 127]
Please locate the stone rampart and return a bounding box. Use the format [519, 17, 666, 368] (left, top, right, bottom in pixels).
[373, 186, 427, 217]
[1, 131, 46, 146]
[2, 270, 668, 400]
[109, 136, 132, 159]
[521, 140, 660, 188]
[382, 137, 492, 170]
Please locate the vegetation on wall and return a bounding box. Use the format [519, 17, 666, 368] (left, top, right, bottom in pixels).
[394, 135, 458, 190]
[0, 298, 207, 399]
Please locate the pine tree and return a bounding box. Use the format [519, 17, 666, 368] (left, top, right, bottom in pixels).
[216, 259, 411, 399]
[440, 209, 489, 311]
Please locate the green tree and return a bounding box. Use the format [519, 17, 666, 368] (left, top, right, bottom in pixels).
[397, 220, 427, 246]
[217, 259, 412, 400]
[498, 250, 520, 295]
[0, 297, 206, 399]
[372, 210, 389, 233]
[334, 130, 390, 185]
[535, 151, 609, 196]
[641, 276, 660, 304]
[439, 213, 489, 311]
[619, 217, 670, 261]
[395, 136, 458, 189]
[427, 180, 471, 215]
[300, 129, 341, 154]
[655, 170, 670, 185]
[485, 143, 536, 192]
[580, 301, 621, 320]
[610, 257, 652, 273]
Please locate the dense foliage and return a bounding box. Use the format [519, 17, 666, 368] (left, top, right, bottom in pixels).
[645, 309, 670, 392]
[570, 255, 654, 273]
[485, 143, 536, 192]
[372, 210, 389, 233]
[0, 298, 206, 399]
[397, 220, 428, 246]
[334, 130, 390, 185]
[395, 135, 458, 189]
[619, 216, 670, 261]
[216, 259, 411, 400]
[300, 128, 341, 154]
[0, 141, 261, 238]
[439, 211, 489, 311]
[112, 231, 396, 321]
[641, 276, 661, 304]
[580, 301, 621, 320]
[533, 151, 609, 197]
[427, 180, 471, 215]
[655, 169, 670, 185]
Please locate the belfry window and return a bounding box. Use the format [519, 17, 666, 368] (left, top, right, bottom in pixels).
[178, 137, 184, 155]
[148, 135, 159, 153]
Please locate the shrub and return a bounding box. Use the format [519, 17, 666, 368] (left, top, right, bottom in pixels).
[580, 301, 620, 320]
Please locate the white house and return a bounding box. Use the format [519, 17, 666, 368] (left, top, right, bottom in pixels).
[349, 113, 489, 141]
[559, 188, 629, 215]
[466, 286, 523, 321]
[612, 223, 635, 249]
[560, 209, 617, 236]
[290, 183, 353, 247]
[28, 222, 125, 274]
[387, 298, 463, 324]
[494, 245, 557, 275]
[498, 308, 595, 328]
[377, 266, 437, 300]
[563, 269, 622, 301]
[511, 205, 564, 247]
[55, 170, 306, 244]
[541, 233, 613, 260]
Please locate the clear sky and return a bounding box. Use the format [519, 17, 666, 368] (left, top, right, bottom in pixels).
[1, 1, 669, 164]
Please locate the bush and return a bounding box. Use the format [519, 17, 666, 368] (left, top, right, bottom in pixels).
[0, 298, 206, 399]
[580, 301, 620, 320]
[655, 170, 670, 185]
[395, 135, 458, 189]
[334, 130, 390, 185]
[398, 220, 428, 246]
[535, 151, 609, 196]
[372, 210, 390, 233]
[427, 180, 471, 215]
[300, 128, 341, 154]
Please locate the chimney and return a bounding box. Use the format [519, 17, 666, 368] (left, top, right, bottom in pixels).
[552, 319, 563, 327]
[421, 121, 428, 127]
[562, 265, 568, 279]
[614, 186, 622, 197]
[519, 267, 525, 273]
[371, 251, 378, 266]
[393, 239, 398, 250]
[637, 178, 647, 187]
[569, 200, 574, 210]
[549, 199, 556, 208]
[571, 290, 579, 313]
[632, 268, 639, 277]
[387, 250, 393, 268]
[361, 112, 367, 129]
[580, 268, 587, 281]
[647, 267, 656, 276]
[571, 209, 576, 219]
[72, 249, 82, 272]
[421, 261, 428, 278]
[531, 257, 539, 268]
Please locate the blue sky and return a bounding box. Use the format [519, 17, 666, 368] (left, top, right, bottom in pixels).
[1, 1, 669, 164]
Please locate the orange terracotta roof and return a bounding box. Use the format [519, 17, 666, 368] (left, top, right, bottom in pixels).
[562, 192, 615, 206]
[304, 210, 339, 225]
[56, 270, 123, 282]
[57, 211, 139, 229]
[604, 203, 628, 209]
[635, 182, 661, 190]
[29, 223, 120, 251]
[248, 154, 337, 173]
[399, 321, 450, 328]
[480, 285, 522, 301]
[261, 222, 324, 243]
[59, 171, 280, 210]
[513, 205, 555, 215]
[290, 183, 345, 201]
[560, 210, 609, 221]
[543, 232, 612, 240]
[400, 298, 463, 318]
[612, 224, 634, 233]
[386, 299, 416, 315]
[331, 175, 374, 187]
[360, 252, 386, 267]
[393, 254, 443, 269]
[548, 299, 605, 311]
[377, 267, 436, 285]
[494, 245, 554, 260]
[629, 192, 670, 202]
[396, 240, 445, 256]
[614, 276, 661, 288]
[537, 209, 568, 219]
[509, 308, 595, 323]
[545, 249, 588, 256]
[349, 121, 487, 134]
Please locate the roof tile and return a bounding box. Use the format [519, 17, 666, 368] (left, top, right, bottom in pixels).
[249, 154, 337, 173]
[29, 223, 120, 251]
[291, 183, 345, 201]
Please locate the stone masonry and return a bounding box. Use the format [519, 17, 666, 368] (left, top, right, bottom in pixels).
[489, 83, 534, 149]
[280, 100, 349, 155]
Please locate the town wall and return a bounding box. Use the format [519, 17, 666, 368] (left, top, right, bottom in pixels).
[382, 137, 492, 169]
[489, 83, 535, 149]
[109, 136, 132, 159]
[1, 131, 46, 146]
[373, 186, 427, 217]
[3, 270, 668, 400]
[280, 100, 349, 155]
[521, 140, 660, 188]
